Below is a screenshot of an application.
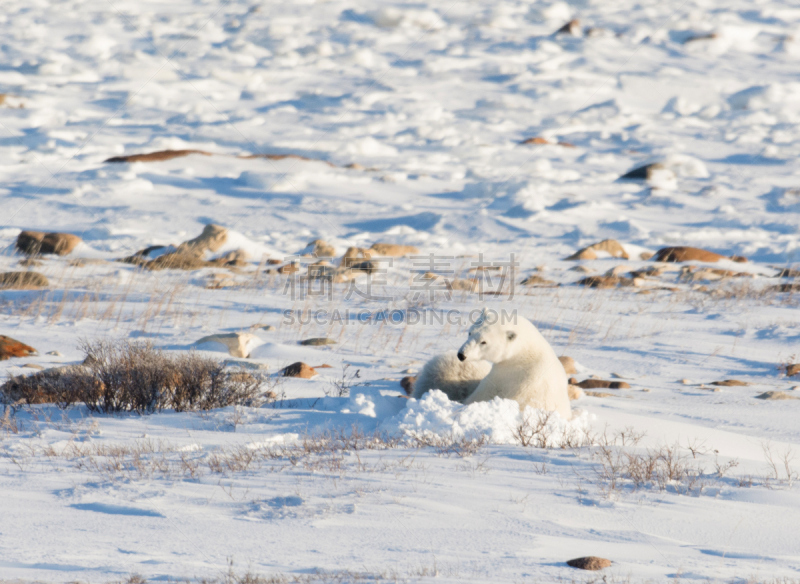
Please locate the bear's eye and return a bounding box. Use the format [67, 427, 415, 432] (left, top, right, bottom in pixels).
[480, 341, 487, 345]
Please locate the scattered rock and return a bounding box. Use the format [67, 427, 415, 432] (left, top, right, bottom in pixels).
[124, 224, 236, 271]
[146, 252, 210, 271]
[349, 260, 378, 274]
[619, 162, 668, 181]
[400, 376, 416, 395]
[277, 262, 301, 274]
[566, 557, 612, 571]
[756, 391, 798, 401]
[521, 136, 550, 145]
[468, 265, 501, 274]
[520, 274, 556, 287]
[786, 364, 800, 377]
[205, 273, 237, 289]
[684, 32, 718, 43]
[449, 278, 478, 292]
[120, 245, 168, 266]
[370, 243, 419, 257]
[195, 332, 260, 358]
[281, 362, 317, 379]
[577, 275, 633, 289]
[555, 19, 581, 36]
[215, 249, 249, 266]
[566, 239, 629, 261]
[421, 274, 459, 289]
[0, 271, 49, 289]
[0, 335, 37, 360]
[710, 379, 749, 387]
[568, 385, 585, 400]
[342, 247, 372, 261]
[300, 337, 337, 346]
[653, 246, 746, 263]
[630, 266, 667, 279]
[105, 149, 213, 163]
[558, 356, 577, 374]
[68, 258, 108, 267]
[307, 239, 336, 258]
[606, 265, 632, 277]
[520, 136, 575, 147]
[46, 350, 63, 356]
[584, 391, 614, 398]
[16, 231, 82, 256]
[679, 266, 750, 282]
[178, 224, 228, 255]
[569, 265, 593, 273]
[241, 153, 335, 167]
[774, 268, 800, 278]
[251, 324, 276, 332]
[17, 257, 42, 267]
[21, 363, 44, 370]
[575, 379, 630, 389]
[639, 251, 655, 261]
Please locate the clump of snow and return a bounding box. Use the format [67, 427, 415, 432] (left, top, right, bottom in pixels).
[370, 7, 444, 31]
[728, 83, 800, 112]
[531, 2, 572, 22]
[663, 154, 710, 178]
[345, 136, 398, 157]
[209, 228, 281, 261]
[382, 390, 590, 445]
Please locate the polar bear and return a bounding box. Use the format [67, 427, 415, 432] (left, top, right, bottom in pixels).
[458, 310, 571, 419]
[411, 351, 492, 402]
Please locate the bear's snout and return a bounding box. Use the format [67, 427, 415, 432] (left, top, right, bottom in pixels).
[457, 352, 466, 362]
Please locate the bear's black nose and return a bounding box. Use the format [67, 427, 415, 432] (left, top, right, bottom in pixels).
[457, 352, 466, 362]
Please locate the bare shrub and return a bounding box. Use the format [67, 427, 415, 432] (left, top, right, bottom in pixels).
[593, 442, 709, 496]
[2, 365, 97, 408]
[325, 363, 365, 398]
[408, 431, 489, 457]
[1, 340, 266, 413]
[513, 409, 594, 449]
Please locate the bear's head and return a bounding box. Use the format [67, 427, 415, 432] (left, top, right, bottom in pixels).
[457, 309, 520, 364]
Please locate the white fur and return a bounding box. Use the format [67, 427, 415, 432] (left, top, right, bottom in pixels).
[459, 311, 571, 419]
[412, 351, 492, 402]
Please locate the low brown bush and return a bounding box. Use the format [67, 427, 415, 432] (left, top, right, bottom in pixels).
[1, 340, 265, 413]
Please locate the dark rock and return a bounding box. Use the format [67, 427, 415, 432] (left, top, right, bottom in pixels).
[576, 379, 630, 389]
[567, 556, 612, 570]
[16, 231, 81, 256]
[300, 338, 337, 346]
[281, 362, 317, 379]
[0, 335, 37, 360]
[577, 276, 633, 289]
[105, 149, 212, 163]
[710, 379, 748, 387]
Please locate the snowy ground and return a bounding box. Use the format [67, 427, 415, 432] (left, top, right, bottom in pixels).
[1, 0, 800, 581]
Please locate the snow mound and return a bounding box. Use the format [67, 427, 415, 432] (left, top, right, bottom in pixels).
[728, 83, 800, 112]
[209, 228, 281, 261]
[382, 390, 590, 445]
[369, 7, 444, 31]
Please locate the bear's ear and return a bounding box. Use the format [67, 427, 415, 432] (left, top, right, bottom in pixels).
[506, 331, 517, 341]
